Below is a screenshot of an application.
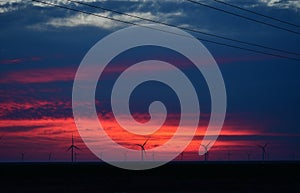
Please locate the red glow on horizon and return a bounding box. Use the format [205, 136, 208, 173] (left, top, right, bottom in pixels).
[0, 115, 289, 161]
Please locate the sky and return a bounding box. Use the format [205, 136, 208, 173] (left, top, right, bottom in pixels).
[0, 0, 300, 162]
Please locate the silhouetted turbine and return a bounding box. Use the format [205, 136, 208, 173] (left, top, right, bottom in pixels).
[136, 138, 149, 161]
[257, 143, 268, 161]
[201, 141, 211, 161]
[67, 135, 80, 162]
[0, 135, 4, 144]
[227, 150, 231, 161]
[21, 152, 24, 162]
[247, 152, 251, 161]
[180, 152, 184, 161]
[48, 152, 52, 161]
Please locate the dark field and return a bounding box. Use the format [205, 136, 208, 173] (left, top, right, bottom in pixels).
[0, 161, 299, 193]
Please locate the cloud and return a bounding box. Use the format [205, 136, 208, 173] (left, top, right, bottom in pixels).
[0, 0, 22, 5]
[0, 0, 24, 13]
[0, 57, 41, 65]
[0, 100, 72, 120]
[0, 55, 214, 84]
[0, 5, 18, 13]
[0, 125, 48, 132]
[33, 7, 184, 30]
[259, 0, 300, 9]
[1, 0, 184, 30]
[0, 118, 75, 135]
[45, 11, 156, 29]
[0, 66, 76, 84]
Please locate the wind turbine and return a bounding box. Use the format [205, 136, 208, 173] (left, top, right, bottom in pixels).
[67, 135, 80, 162]
[136, 138, 149, 161]
[246, 152, 251, 161]
[21, 152, 24, 162]
[200, 141, 211, 161]
[0, 135, 4, 144]
[48, 152, 52, 161]
[257, 143, 268, 161]
[180, 152, 184, 161]
[201, 142, 211, 161]
[227, 150, 231, 161]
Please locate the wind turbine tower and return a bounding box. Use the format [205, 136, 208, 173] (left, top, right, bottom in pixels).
[257, 143, 269, 161]
[67, 135, 80, 162]
[200, 142, 211, 161]
[21, 152, 24, 162]
[136, 138, 149, 161]
[227, 150, 231, 161]
[48, 152, 52, 161]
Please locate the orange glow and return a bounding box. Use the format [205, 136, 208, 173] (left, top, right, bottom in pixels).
[99, 112, 179, 150]
[0, 111, 280, 161]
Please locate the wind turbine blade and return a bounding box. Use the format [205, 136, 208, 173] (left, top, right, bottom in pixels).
[74, 146, 80, 150]
[67, 146, 72, 151]
[143, 138, 149, 146]
[200, 144, 210, 152]
[206, 141, 212, 147]
[200, 144, 207, 152]
[136, 144, 143, 148]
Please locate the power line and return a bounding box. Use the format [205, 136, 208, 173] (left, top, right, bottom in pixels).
[32, 0, 300, 61]
[32, 0, 203, 40]
[212, 0, 300, 28]
[195, 37, 300, 61]
[31, 0, 300, 61]
[66, 0, 300, 57]
[186, 0, 300, 35]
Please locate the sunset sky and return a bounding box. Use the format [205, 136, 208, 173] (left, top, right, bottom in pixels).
[0, 0, 300, 162]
